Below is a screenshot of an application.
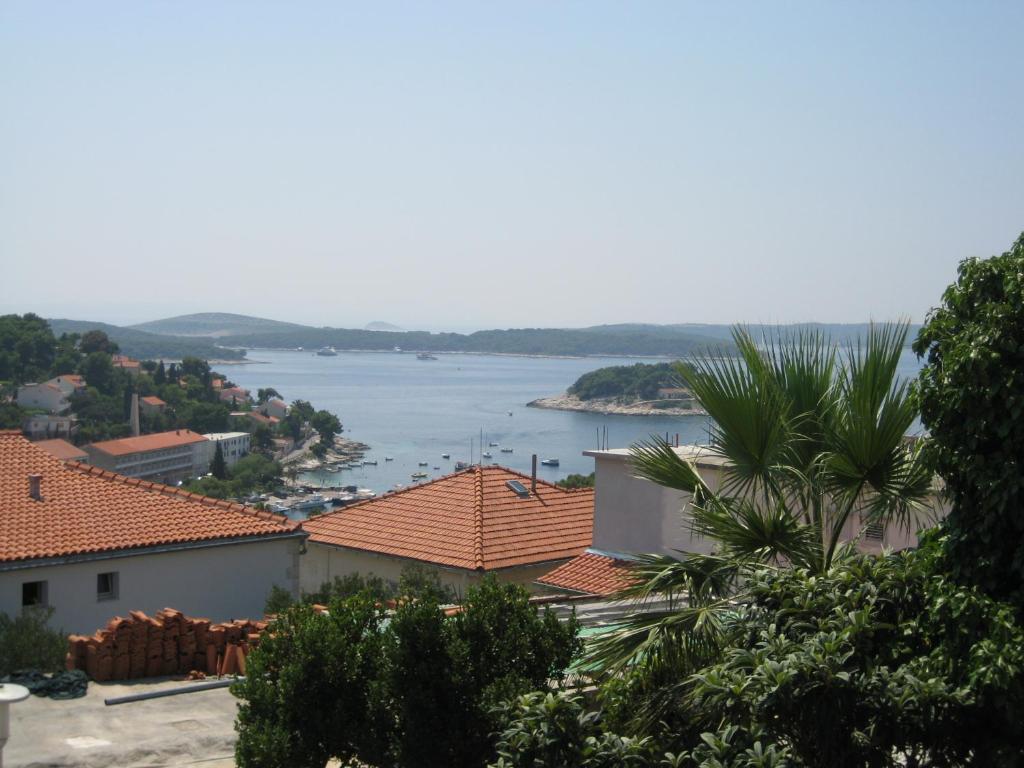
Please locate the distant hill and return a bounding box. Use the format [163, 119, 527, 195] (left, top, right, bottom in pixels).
[584, 323, 922, 348]
[48, 319, 246, 361]
[129, 312, 309, 338]
[365, 321, 404, 332]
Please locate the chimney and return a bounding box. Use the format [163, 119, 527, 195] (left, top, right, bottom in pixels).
[531, 454, 537, 495]
[130, 393, 140, 437]
[28, 474, 42, 501]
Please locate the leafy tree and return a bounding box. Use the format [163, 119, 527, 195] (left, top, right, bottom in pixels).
[181, 401, 230, 433]
[257, 387, 282, 404]
[264, 585, 297, 616]
[233, 596, 392, 768]
[153, 360, 167, 385]
[77, 352, 118, 395]
[556, 472, 595, 489]
[179, 356, 211, 386]
[591, 324, 933, 698]
[79, 329, 118, 355]
[0, 313, 57, 384]
[51, 333, 83, 376]
[250, 423, 274, 452]
[569, 362, 684, 402]
[0, 607, 67, 675]
[311, 410, 342, 445]
[0, 402, 27, 430]
[210, 442, 228, 479]
[914, 232, 1024, 608]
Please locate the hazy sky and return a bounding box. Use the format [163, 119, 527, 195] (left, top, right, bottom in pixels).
[2, 2, 1022, 331]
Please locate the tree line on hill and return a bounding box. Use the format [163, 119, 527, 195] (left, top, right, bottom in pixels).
[567, 362, 684, 401]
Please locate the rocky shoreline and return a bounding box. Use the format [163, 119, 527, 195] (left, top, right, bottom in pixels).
[283, 434, 371, 475]
[527, 394, 706, 418]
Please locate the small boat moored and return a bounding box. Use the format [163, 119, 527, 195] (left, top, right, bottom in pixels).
[540, 458, 560, 467]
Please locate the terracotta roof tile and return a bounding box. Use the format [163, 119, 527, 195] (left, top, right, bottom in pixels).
[302, 465, 594, 571]
[536, 551, 637, 597]
[32, 439, 88, 462]
[0, 431, 298, 565]
[140, 396, 166, 406]
[86, 430, 207, 456]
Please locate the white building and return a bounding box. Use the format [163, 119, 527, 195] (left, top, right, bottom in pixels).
[16, 382, 71, 414]
[84, 430, 211, 484]
[0, 431, 305, 634]
[538, 446, 946, 596]
[203, 431, 251, 468]
[260, 399, 289, 419]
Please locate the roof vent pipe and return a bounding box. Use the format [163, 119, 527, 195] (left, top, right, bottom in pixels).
[531, 454, 537, 495]
[28, 474, 42, 501]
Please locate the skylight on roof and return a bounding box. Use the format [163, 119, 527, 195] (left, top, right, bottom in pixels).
[506, 480, 530, 498]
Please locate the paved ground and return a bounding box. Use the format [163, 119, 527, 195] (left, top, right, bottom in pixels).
[6, 678, 239, 767]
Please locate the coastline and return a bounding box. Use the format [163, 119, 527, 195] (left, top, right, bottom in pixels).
[527, 394, 707, 418]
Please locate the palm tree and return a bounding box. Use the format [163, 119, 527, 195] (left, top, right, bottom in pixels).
[587, 322, 934, 693]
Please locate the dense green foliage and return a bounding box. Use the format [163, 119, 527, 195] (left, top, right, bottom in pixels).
[264, 564, 456, 614]
[556, 472, 595, 489]
[235, 577, 580, 768]
[0, 314, 58, 383]
[568, 362, 683, 401]
[183, 453, 282, 499]
[496, 542, 1024, 767]
[0, 608, 67, 676]
[914, 232, 1024, 608]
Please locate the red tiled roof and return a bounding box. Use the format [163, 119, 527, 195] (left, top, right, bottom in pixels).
[536, 552, 637, 597]
[303, 465, 594, 571]
[140, 396, 166, 406]
[33, 438, 88, 462]
[0, 431, 298, 564]
[87, 430, 207, 457]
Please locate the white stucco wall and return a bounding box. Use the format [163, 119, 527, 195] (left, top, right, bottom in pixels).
[0, 536, 303, 635]
[302, 543, 566, 600]
[585, 447, 947, 558]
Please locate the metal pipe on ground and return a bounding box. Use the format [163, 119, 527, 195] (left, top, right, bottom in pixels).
[104, 678, 241, 706]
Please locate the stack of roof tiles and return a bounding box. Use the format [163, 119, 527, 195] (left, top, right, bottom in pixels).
[302, 465, 595, 571]
[66, 609, 269, 682]
[0, 431, 297, 565]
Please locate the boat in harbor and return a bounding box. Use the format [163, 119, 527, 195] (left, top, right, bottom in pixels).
[455, 461, 470, 470]
[441, 453, 450, 459]
[385, 456, 394, 461]
[316, 347, 338, 357]
[500, 447, 513, 453]
[482, 451, 492, 459]
[418, 461, 428, 466]
[412, 471, 428, 479]
[489, 441, 499, 447]
[416, 352, 437, 360]
[540, 458, 560, 467]
[363, 459, 378, 466]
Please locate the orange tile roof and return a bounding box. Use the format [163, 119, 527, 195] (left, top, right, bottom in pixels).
[87, 430, 207, 457]
[0, 431, 298, 565]
[33, 438, 88, 462]
[303, 465, 594, 571]
[536, 551, 637, 597]
[140, 396, 166, 406]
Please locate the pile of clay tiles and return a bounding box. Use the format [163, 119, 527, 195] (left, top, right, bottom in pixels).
[66, 608, 268, 682]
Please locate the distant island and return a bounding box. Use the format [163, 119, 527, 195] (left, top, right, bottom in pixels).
[48, 313, 921, 362]
[528, 362, 705, 417]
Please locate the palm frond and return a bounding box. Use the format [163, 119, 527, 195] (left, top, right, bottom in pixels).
[629, 436, 708, 499]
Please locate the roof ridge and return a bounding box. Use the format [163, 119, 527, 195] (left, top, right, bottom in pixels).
[481, 464, 595, 494]
[64, 462, 296, 529]
[298, 465, 482, 525]
[473, 465, 484, 570]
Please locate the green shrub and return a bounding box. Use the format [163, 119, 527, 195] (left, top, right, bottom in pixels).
[0, 608, 67, 676]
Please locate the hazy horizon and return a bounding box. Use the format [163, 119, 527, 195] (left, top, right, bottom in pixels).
[3, 3, 1022, 327]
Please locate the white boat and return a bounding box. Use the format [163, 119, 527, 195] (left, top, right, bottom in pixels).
[441, 453, 450, 459]
[482, 452, 492, 459]
[363, 459, 378, 466]
[385, 456, 394, 461]
[316, 347, 338, 357]
[416, 352, 437, 360]
[412, 471, 428, 479]
[290, 495, 327, 512]
[540, 458, 560, 467]
[500, 447, 513, 453]
[489, 442, 499, 447]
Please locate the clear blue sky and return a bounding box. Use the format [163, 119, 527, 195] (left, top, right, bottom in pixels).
[2, 2, 1022, 330]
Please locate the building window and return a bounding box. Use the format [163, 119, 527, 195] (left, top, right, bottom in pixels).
[97, 572, 119, 601]
[861, 514, 884, 542]
[22, 580, 48, 608]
